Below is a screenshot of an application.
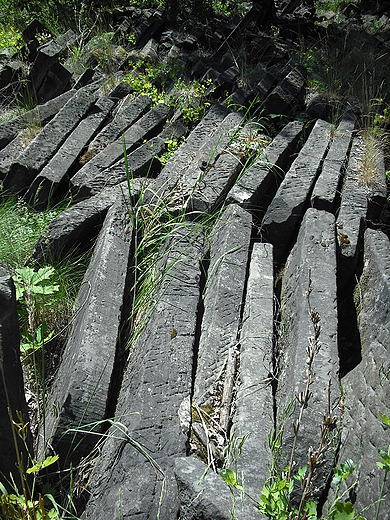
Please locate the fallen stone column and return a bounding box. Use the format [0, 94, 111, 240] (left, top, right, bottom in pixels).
[328, 229, 390, 519]
[227, 120, 303, 210]
[25, 96, 115, 207]
[336, 135, 368, 288]
[262, 119, 332, 264]
[4, 83, 101, 194]
[82, 224, 204, 520]
[71, 103, 170, 197]
[74, 120, 186, 199]
[164, 111, 244, 213]
[311, 114, 355, 212]
[193, 204, 252, 405]
[232, 242, 274, 503]
[39, 197, 133, 463]
[146, 104, 231, 205]
[0, 89, 75, 151]
[276, 208, 340, 504]
[87, 95, 151, 156]
[33, 180, 145, 263]
[0, 268, 33, 490]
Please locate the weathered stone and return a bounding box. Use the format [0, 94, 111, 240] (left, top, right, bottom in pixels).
[39, 197, 133, 462]
[35, 61, 72, 104]
[227, 120, 304, 210]
[82, 224, 204, 519]
[33, 179, 145, 263]
[254, 71, 277, 98]
[277, 208, 340, 503]
[327, 229, 390, 519]
[365, 137, 387, 221]
[0, 133, 26, 180]
[30, 30, 75, 93]
[0, 89, 75, 151]
[87, 95, 151, 156]
[264, 66, 306, 114]
[71, 103, 170, 198]
[193, 204, 252, 403]
[187, 141, 243, 214]
[173, 456, 262, 519]
[77, 120, 186, 198]
[26, 97, 114, 207]
[145, 103, 231, 205]
[0, 268, 33, 489]
[232, 242, 274, 502]
[311, 114, 355, 212]
[336, 135, 368, 287]
[262, 119, 332, 264]
[161, 111, 244, 213]
[4, 84, 100, 194]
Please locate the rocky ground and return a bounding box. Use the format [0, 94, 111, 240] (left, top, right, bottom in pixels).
[1, 1, 390, 519]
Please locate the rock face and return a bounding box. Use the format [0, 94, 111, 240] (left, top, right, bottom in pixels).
[1, 9, 389, 520]
[39, 197, 134, 463]
[330, 229, 390, 520]
[277, 208, 340, 503]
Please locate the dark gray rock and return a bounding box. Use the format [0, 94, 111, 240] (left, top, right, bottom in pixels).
[336, 135, 368, 287]
[327, 229, 390, 519]
[264, 66, 306, 115]
[193, 204, 252, 403]
[0, 268, 33, 490]
[187, 137, 243, 214]
[311, 114, 355, 212]
[33, 179, 145, 263]
[87, 95, 151, 156]
[82, 224, 204, 519]
[147, 104, 231, 206]
[277, 208, 340, 503]
[365, 137, 387, 222]
[227, 120, 304, 210]
[30, 30, 75, 94]
[4, 84, 100, 194]
[173, 456, 263, 519]
[35, 61, 72, 104]
[74, 120, 186, 199]
[38, 197, 133, 462]
[262, 119, 332, 264]
[71, 103, 170, 198]
[26, 96, 114, 207]
[0, 89, 75, 151]
[232, 242, 274, 502]
[157, 111, 244, 214]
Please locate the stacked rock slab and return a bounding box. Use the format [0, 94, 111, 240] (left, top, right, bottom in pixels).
[232, 242, 274, 504]
[187, 124, 250, 214]
[0, 268, 33, 490]
[262, 119, 332, 264]
[82, 224, 204, 519]
[4, 84, 100, 194]
[25, 96, 115, 207]
[193, 204, 252, 405]
[146, 104, 231, 207]
[81, 119, 186, 198]
[70, 102, 170, 199]
[33, 180, 146, 263]
[39, 197, 133, 462]
[331, 229, 390, 519]
[0, 89, 75, 151]
[227, 120, 304, 210]
[173, 456, 263, 519]
[277, 208, 340, 503]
